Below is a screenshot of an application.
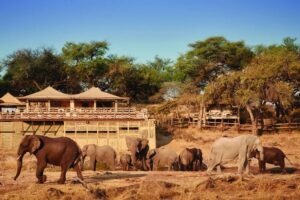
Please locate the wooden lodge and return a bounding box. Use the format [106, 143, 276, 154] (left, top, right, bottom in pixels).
[0, 87, 156, 151]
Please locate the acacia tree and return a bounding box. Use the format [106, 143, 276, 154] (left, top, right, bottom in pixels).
[175, 36, 253, 91]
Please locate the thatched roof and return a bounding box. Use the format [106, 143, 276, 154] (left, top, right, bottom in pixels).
[73, 87, 128, 100]
[19, 86, 71, 100]
[0, 92, 26, 106]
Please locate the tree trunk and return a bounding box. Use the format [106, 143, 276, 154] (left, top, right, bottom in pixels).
[245, 104, 258, 135]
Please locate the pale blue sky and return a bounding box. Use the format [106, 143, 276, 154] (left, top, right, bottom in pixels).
[0, 0, 299, 62]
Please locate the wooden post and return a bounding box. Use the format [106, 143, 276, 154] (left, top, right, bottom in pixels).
[97, 121, 99, 145]
[114, 101, 118, 112]
[94, 100, 97, 111]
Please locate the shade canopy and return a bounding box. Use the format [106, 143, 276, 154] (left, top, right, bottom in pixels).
[0, 92, 26, 106]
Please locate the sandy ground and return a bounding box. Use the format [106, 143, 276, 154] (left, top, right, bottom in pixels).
[1, 129, 300, 199]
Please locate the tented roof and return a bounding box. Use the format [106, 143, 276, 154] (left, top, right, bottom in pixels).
[0, 92, 26, 106]
[73, 87, 128, 100]
[19, 86, 71, 100]
[18, 86, 128, 101]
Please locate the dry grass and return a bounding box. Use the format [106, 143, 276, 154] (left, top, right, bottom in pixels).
[1, 129, 300, 199]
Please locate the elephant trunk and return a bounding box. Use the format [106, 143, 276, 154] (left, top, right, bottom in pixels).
[14, 153, 25, 180]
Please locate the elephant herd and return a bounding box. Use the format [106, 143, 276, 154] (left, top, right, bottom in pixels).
[13, 134, 293, 184]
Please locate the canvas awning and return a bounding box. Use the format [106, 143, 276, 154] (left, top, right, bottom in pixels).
[72, 87, 128, 101]
[19, 86, 71, 100]
[0, 92, 26, 106]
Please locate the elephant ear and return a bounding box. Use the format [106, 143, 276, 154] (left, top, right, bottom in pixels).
[29, 136, 41, 154]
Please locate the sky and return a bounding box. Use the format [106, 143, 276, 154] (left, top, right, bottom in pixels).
[0, 0, 300, 63]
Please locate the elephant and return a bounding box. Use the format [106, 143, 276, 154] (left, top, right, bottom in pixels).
[146, 147, 179, 171]
[126, 136, 149, 170]
[179, 148, 203, 171]
[120, 154, 132, 171]
[81, 144, 116, 171]
[250, 146, 292, 173]
[207, 134, 264, 175]
[14, 135, 83, 184]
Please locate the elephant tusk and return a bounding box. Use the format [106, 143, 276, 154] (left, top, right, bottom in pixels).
[16, 155, 21, 160]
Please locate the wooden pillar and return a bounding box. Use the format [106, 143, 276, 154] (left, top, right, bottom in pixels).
[114, 101, 118, 112]
[70, 100, 75, 111]
[48, 100, 51, 111]
[94, 100, 97, 111]
[26, 100, 29, 112]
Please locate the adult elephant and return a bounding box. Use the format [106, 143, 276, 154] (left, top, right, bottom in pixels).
[147, 147, 179, 171]
[81, 144, 116, 171]
[14, 135, 83, 184]
[126, 136, 149, 170]
[179, 148, 203, 171]
[207, 134, 264, 175]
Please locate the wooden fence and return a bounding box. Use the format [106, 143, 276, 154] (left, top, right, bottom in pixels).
[170, 118, 300, 132]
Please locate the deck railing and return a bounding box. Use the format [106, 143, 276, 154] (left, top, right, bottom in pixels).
[0, 107, 146, 121]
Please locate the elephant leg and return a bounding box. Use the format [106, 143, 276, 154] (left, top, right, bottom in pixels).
[280, 160, 286, 173]
[36, 160, 47, 184]
[89, 156, 96, 171]
[74, 163, 84, 180]
[216, 165, 222, 173]
[245, 159, 250, 174]
[57, 166, 67, 184]
[207, 154, 220, 174]
[110, 160, 116, 171]
[262, 162, 266, 172]
[153, 160, 159, 171]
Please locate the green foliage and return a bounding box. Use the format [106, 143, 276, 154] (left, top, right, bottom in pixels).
[1, 48, 67, 96]
[175, 36, 253, 90]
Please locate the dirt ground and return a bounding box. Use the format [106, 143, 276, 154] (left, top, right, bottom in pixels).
[1, 129, 300, 200]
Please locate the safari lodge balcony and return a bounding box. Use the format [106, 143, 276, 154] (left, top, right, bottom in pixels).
[0, 86, 147, 121]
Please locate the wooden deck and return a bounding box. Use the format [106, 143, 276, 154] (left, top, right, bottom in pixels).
[0, 107, 146, 121]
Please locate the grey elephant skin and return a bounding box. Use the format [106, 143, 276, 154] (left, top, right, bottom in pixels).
[179, 148, 203, 171]
[81, 144, 116, 171]
[147, 147, 178, 171]
[207, 134, 264, 174]
[250, 146, 292, 173]
[120, 154, 132, 171]
[126, 136, 149, 170]
[14, 135, 83, 184]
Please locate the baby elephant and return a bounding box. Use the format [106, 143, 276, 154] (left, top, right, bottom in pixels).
[82, 144, 116, 171]
[179, 148, 202, 171]
[120, 154, 132, 171]
[250, 146, 292, 173]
